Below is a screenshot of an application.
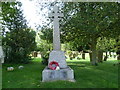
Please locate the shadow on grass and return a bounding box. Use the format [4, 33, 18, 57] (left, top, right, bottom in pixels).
[66, 60, 118, 88]
[2, 59, 118, 88]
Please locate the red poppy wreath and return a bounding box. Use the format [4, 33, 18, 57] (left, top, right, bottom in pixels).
[49, 61, 59, 70]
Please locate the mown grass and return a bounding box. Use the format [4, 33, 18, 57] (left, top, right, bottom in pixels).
[0, 63, 2, 89]
[2, 57, 119, 88]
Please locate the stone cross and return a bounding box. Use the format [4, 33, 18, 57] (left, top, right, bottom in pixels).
[42, 5, 75, 82]
[48, 5, 63, 51]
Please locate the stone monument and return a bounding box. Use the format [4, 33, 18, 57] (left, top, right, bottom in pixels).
[42, 5, 75, 82]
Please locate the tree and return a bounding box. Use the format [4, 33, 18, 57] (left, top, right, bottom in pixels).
[1, 2, 36, 63]
[96, 37, 116, 62]
[35, 27, 53, 65]
[61, 2, 119, 65]
[39, 27, 53, 44]
[107, 18, 120, 60]
[115, 37, 120, 60]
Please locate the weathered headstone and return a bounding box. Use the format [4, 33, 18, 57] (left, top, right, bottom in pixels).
[0, 46, 4, 63]
[0, 9, 4, 64]
[42, 5, 75, 82]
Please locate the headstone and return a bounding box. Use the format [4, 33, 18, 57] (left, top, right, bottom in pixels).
[42, 5, 75, 82]
[0, 46, 4, 63]
[0, 7, 4, 64]
[0, 21, 4, 63]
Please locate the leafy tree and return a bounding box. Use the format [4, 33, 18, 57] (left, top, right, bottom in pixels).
[107, 17, 120, 60]
[39, 27, 53, 44]
[115, 37, 120, 60]
[96, 37, 116, 62]
[1, 2, 36, 63]
[36, 27, 53, 65]
[0, 3, 2, 45]
[97, 37, 116, 52]
[37, 39, 52, 65]
[61, 2, 119, 65]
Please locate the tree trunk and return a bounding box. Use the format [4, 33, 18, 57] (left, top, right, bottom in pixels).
[97, 50, 103, 63]
[105, 52, 107, 56]
[89, 52, 92, 62]
[109, 51, 112, 57]
[33, 51, 38, 57]
[117, 54, 120, 60]
[91, 37, 98, 66]
[104, 52, 108, 61]
[82, 53, 85, 59]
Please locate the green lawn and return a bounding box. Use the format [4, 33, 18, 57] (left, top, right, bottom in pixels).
[0, 63, 2, 90]
[2, 57, 119, 88]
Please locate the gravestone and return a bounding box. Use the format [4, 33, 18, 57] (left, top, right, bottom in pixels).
[0, 14, 4, 64]
[42, 5, 75, 82]
[0, 46, 4, 63]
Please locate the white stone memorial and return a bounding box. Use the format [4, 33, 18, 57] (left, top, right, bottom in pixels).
[42, 5, 75, 82]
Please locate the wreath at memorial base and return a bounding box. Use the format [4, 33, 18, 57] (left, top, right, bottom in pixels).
[49, 61, 59, 70]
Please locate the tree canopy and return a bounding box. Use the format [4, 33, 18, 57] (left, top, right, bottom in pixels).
[1, 2, 36, 63]
[60, 2, 119, 65]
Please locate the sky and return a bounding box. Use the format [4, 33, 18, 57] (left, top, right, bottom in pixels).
[9, 0, 120, 31]
[19, 0, 50, 31]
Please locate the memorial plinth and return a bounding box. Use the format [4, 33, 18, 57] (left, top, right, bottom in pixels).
[42, 5, 75, 82]
[42, 66, 74, 82]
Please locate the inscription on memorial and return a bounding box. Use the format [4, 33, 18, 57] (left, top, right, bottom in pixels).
[49, 72, 55, 79]
[62, 71, 67, 78]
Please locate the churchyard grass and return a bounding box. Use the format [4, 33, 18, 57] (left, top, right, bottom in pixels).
[2, 57, 119, 88]
[0, 63, 2, 90]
